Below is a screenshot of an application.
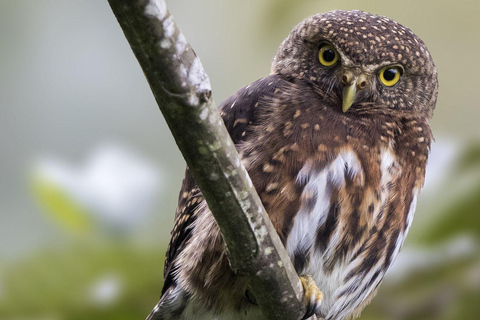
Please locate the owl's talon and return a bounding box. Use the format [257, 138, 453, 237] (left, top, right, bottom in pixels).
[300, 275, 323, 319]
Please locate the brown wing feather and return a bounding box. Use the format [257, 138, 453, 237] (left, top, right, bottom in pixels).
[160, 75, 286, 296]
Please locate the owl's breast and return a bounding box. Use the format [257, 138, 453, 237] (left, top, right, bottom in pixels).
[238, 84, 429, 318]
[280, 145, 419, 320]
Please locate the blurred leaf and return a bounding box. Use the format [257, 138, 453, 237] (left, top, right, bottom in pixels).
[448, 288, 480, 319]
[362, 252, 480, 320]
[423, 183, 480, 244]
[422, 143, 480, 245]
[31, 175, 92, 234]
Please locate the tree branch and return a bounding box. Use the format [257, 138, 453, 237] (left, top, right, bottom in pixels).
[107, 1, 306, 319]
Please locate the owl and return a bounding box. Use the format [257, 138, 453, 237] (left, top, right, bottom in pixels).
[148, 10, 438, 320]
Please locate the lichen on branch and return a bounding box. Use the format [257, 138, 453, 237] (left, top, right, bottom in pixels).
[107, 1, 308, 319]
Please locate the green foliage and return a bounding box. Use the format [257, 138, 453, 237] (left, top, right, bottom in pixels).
[456, 143, 480, 174]
[0, 241, 165, 320]
[423, 143, 480, 244]
[423, 183, 480, 244]
[31, 175, 93, 234]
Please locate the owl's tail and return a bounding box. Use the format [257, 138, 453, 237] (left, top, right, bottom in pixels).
[146, 286, 189, 320]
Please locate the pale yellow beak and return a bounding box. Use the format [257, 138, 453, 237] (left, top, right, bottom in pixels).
[342, 80, 356, 113]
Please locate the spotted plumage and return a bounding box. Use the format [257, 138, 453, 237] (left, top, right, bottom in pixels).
[148, 10, 438, 320]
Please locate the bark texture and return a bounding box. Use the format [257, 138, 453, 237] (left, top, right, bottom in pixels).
[107, 1, 307, 319]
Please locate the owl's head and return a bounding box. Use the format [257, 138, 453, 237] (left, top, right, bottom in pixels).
[272, 10, 438, 118]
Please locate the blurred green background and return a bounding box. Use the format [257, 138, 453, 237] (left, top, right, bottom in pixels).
[1, 0, 479, 319]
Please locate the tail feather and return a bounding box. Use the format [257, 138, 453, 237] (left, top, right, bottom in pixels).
[146, 286, 188, 320]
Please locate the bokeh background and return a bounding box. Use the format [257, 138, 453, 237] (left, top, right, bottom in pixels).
[1, 0, 479, 319]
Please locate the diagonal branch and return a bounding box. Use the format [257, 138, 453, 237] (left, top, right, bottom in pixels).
[107, 1, 307, 319]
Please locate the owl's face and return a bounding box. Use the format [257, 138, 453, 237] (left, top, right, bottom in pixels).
[272, 10, 438, 118]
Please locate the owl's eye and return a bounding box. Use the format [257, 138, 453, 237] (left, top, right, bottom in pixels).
[379, 66, 402, 87]
[318, 44, 339, 67]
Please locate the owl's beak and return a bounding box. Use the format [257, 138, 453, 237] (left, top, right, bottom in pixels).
[342, 81, 356, 113]
[342, 73, 368, 112]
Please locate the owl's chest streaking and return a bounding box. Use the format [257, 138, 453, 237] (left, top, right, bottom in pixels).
[240, 90, 430, 319]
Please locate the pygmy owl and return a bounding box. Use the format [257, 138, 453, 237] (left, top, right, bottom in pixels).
[148, 10, 438, 320]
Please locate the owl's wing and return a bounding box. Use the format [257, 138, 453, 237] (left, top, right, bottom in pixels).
[160, 75, 285, 297]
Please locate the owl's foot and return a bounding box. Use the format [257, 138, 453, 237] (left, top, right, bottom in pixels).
[300, 275, 323, 320]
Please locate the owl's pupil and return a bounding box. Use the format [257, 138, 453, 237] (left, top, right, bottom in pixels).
[323, 49, 335, 62]
[384, 69, 397, 81]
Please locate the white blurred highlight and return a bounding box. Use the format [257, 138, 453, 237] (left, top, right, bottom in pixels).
[33, 143, 161, 231]
[387, 235, 476, 284]
[89, 273, 123, 306]
[423, 137, 459, 193]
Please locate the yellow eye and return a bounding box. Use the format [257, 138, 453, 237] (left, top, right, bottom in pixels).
[379, 66, 402, 87]
[318, 44, 339, 67]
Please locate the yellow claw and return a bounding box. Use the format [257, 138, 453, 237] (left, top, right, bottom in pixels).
[300, 275, 323, 319]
